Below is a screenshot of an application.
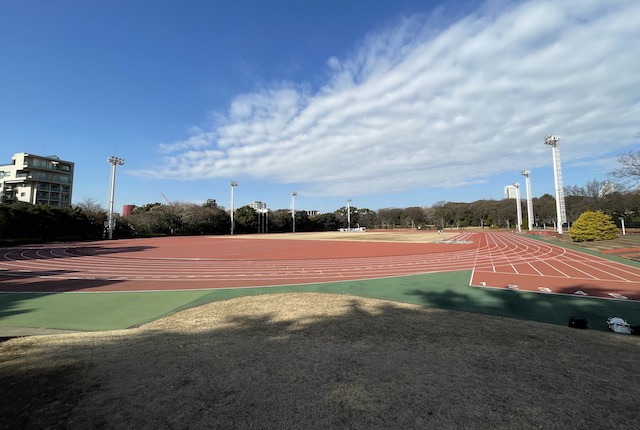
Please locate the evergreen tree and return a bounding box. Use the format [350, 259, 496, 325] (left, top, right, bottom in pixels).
[570, 210, 618, 242]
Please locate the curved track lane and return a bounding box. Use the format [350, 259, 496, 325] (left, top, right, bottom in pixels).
[1, 232, 639, 300]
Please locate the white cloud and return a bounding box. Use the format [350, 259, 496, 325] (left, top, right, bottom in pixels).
[134, 0, 640, 198]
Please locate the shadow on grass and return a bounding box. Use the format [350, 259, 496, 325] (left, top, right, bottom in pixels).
[407, 286, 640, 330]
[1, 293, 639, 429]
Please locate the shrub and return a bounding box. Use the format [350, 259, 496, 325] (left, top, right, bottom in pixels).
[570, 210, 618, 242]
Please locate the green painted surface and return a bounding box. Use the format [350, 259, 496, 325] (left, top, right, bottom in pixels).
[2, 270, 639, 332]
[0, 291, 211, 331]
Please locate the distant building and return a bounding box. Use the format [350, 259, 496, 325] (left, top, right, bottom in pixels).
[205, 198, 218, 208]
[305, 210, 321, 217]
[0, 153, 74, 206]
[250, 201, 268, 212]
[504, 185, 518, 199]
[122, 204, 136, 217]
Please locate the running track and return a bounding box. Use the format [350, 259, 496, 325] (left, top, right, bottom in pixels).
[1, 232, 639, 301]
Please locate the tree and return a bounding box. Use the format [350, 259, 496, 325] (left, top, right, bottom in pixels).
[491, 199, 516, 228]
[131, 202, 162, 213]
[234, 206, 258, 233]
[402, 207, 426, 229]
[268, 209, 292, 233]
[149, 204, 181, 235]
[469, 199, 494, 228]
[356, 208, 378, 229]
[207, 207, 231, 234]
[532, 194, 557, 227]
[430, 202, 450, 230]
[76, 197, 106, 214]
[335, 206, 359, 228]
[610, 150, 640, 185]
[310, 213, 339, 231]
[75, 198, 107, 237]
[445, 202, 473, 228]
[376, 208, 404, 229]
[570, 210, 618, 242]
[0, 202, 100, 241]
[294, 210, 311, 232]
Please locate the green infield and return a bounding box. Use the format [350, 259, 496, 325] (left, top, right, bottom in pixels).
[2, 270, 639, 334]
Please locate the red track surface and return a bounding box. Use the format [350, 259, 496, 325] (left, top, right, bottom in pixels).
[1, 232, 639, 301]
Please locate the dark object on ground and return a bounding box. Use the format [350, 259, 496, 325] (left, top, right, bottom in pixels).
[568, 316, 588, 329]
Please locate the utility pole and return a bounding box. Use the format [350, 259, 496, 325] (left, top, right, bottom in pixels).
[521, 170, 534, 231]
[229, 181, 238, 234]
[544, 135, 567, 234]
[291, 192, 297, 233]
[513, 182, 522, 233]
[107, 156, 124, 240]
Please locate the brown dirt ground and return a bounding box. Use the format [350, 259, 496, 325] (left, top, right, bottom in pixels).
[1, 292, 639, 430]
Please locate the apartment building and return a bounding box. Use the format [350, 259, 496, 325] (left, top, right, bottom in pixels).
[249, 201, 268, 211]
[0, 153, 74, 207]
[504, 185, 518, 200]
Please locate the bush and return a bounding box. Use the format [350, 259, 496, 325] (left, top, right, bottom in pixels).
[570, 210, 618, 242]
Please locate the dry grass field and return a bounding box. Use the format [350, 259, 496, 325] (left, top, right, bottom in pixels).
[241, 229, 454, 242]
[2, 293, 639, 429]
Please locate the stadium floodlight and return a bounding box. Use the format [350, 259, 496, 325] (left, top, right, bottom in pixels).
[107, 156, 124, 240]
[347, 199, 352, 231]
[521, 170, 534, 231]
[513, 182, 522, 233]
[291, 192, 297, 233]
[544, 135, 567, 234]
[229, 181, 238, 235]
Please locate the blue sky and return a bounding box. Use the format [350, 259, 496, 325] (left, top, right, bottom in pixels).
[1, 0, 638, 214]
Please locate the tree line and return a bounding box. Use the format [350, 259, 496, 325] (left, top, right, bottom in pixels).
[1, 179, 638, 243]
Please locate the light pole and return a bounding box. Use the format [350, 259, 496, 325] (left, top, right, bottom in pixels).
[544, 135, 567, 234]
[521, 170, 534, 231]
[291, 192, 297, 233]
[229, 181, 238, 235]
[107, 156, 124, 240]
[347, 199, 352, 231]
[513, 183, 522, 232]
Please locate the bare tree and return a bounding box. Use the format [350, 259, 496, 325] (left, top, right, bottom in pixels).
[76, 197, 105, 213]
[402, 207, 426, 229]
[75, 197, 107, 225]
[377, 208, 403, 229]
[610, 139, 640, 185]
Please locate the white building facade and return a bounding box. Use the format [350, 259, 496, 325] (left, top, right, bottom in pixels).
[504, 185, 518, 199]
[0, 153, 74, 207]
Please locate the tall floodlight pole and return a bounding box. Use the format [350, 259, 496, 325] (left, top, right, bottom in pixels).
[229, 181, 238, 235]
[513, 183, 522, 233]
[107, 156, 125, 240]
[347, 199, 352, 231]
[521, 170, 534, 231]
[291, 192, 297, 233]
[544, 135, 567, 234]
